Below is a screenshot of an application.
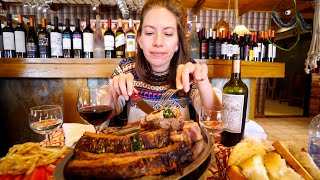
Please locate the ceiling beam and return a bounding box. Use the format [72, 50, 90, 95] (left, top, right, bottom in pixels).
[192, 0, 207, 15]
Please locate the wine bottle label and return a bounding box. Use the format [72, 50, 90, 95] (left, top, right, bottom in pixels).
[260, 44, 265, 61]
[244, 45, 250, 60]
[62, 34, 72, 49]
[3, 32, 15, 50]
[83, 33, 93, 52]
[232, 45, 239, 55]
[26, 42, 37, 57]
[226, 44, 233, 57]
[115, 33, 125, 48]
[221, 43, 227, 55]
[73, 34, 82, 50]
[268, 44, 273, 58]
[272, 45, 276, 59]
[222, 93, 245, 133]
[126, 34, 136, 52]
[257, 43, 262, 53]
[215, 42, 221, 58]
[253, 47, 259, 58]
[50, 32, 63, 56]
[104, 35, 115, 50]
[38, 35, 49, 56]
[208, 42, 215, 58]
[14, 31, 26, 53]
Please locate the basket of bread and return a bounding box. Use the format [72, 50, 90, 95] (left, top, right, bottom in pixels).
[216, 138, 320, 180]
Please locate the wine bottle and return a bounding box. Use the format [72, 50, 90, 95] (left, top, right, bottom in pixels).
[243, 34, 251, 61]
[221, 58, 248, 147]
[14, 14, 27, 58]
[93, 15, 104, 58]
[73, 18, 83, 58]
[231, 33, 239, 60]
[226, 31, 233, 60]
[257, 31, 265, 62]
[104, 19, 115, 58]
[115, 19, 125, 58]
[50, 16, 63, 58]
[252, 32, 259, 61]
[83, 15, 94, 58]
[189, 15, 200, 59]
[220, 31, 227, 59]
[26, 18, 39, 58]
[207, 28, 215, 59]
[63, 18, 73, 58]
[125, 19, 136, 58]
[200, 28, 208, 59]
[38, 18, 51, 58]
[0, 20, 4, 58]
[215, 30, 221, 59]
[3, 14, 16, 58]
[271, 30, 276, 62]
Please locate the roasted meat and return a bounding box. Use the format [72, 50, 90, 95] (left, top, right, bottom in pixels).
[65, 142, 193, 179]
[75, 128, 170, 154]
[170, 121, 203, 144]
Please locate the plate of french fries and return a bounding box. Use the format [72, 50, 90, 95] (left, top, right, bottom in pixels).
[0, 142, 68, 180]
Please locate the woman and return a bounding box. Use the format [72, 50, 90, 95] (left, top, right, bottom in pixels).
[109, 0, 221, 124]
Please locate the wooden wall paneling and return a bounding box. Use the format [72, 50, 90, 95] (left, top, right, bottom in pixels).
[249, 78, 256, 120]
[62, 78, 87, 123]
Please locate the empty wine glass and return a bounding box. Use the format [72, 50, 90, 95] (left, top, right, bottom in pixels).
[199, 106, 228, 141]
[29, 105, 63, 147]
[77, 86, 114, 132]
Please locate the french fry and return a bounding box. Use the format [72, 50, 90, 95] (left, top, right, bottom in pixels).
[0, 142, 67, 175]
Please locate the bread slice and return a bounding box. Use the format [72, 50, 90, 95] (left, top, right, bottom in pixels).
[264, 152, 304, 180]
[228, 138, 267, 167]
[272, 141, 314, 180]
[284, 141, 320, 180]
[227, 165, 246, 180]
[238, 155, 269, 180]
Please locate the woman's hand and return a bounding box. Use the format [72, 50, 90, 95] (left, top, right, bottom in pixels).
[109, 73, 137, 101]
[176, 62, 210, 92]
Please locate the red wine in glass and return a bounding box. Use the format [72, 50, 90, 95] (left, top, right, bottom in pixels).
[79, 105, 113, 126]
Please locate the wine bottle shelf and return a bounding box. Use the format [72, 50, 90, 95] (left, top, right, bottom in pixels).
[0, 58, 284, 78]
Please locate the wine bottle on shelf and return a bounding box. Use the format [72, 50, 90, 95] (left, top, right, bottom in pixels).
[231, 33, 239, 60]
[14, 14, 27, 58]
[220, 31, 227, 59]
[200, 28, 208, 59]
[226, 31, 233, 60]
[271, 30, 276, 62]
[0, 20, 4, 58]
[26, 18, 38, 58]
[257, 31, 265, 62]
[50, 16, 63, 58]
[243, 34, 251, 61]
[252, 32, 259, 61]
[125, 19, 136, 58]
[63, 18, 73, 58]
[221, 57, 248, 147]
[3, 14, 16, 58]
[266, 30, 274, 62]
[115, 19, 125, 58]
[104, 19, 115, 58]
[73, 18, 83, 58]
[215, 30, 221, 59]
[207, 28, 215, 59]
[38, 18, 51, 58]
[239, 36, 245, 60]
[93, 15, 104, 58]
[189, 15, 200, 59]
[83, 15, 94, 58]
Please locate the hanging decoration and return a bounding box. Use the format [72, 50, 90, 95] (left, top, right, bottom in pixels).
[305, 0, 320, 74]
[271, 11, 312, 31]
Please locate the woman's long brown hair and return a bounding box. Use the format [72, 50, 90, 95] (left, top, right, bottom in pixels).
[135, 0, 189, 88]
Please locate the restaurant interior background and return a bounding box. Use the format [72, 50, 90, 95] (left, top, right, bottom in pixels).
[0, 0, 319, 156]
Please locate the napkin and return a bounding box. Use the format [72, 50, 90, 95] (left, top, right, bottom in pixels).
[62, 123, 95, 147]
[244, 120, 267, 140]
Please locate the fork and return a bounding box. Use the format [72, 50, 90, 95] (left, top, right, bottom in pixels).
[158, 88, 181, 107]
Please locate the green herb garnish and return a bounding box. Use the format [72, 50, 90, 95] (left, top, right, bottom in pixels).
[163, 108, 176, 118]
[131, 132, 145, 151]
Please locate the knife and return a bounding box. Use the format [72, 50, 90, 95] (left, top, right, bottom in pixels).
[131, 92, 155, 114]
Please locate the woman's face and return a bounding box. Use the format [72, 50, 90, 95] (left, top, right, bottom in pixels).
[138, 7, 179, 72]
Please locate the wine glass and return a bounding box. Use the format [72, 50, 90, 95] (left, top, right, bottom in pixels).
[77, 86, 114, 132]
[29, 105, 63, 147]
[199, 106, 228, 141]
